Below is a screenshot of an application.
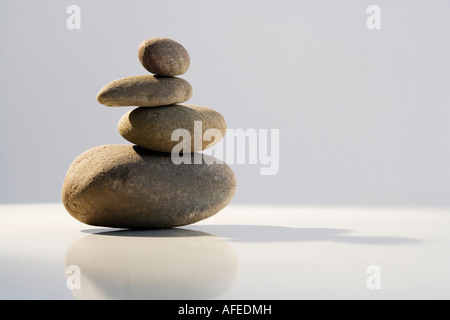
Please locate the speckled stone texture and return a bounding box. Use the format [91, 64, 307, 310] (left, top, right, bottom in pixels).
[118, 104, 226, 153]
[62, 144, 236, 229]
[97, 75, 192, 107]
[138, 38, 190, 76]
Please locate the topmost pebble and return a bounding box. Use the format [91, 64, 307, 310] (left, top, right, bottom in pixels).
[138, 38, 190, 76]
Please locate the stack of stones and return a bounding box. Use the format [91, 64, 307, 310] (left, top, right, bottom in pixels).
[62, 38, 236, 229]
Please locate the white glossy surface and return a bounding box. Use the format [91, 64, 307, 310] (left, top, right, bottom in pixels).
[1, 203, 449, 299]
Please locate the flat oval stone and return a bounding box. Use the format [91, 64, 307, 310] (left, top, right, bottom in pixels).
[138, 38, 190, 76]
[97, 75, 192, 107]
[118, 104, 227, 153]
[62, 145, 236, 229]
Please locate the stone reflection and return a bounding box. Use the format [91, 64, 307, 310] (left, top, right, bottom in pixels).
[64, 228, 238, 300]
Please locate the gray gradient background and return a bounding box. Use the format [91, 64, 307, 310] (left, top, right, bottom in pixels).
[0, 0, 449, 206]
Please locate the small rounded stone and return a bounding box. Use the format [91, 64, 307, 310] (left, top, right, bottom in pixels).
[138, 38, 190, 76]
[97, 75, 192, 107]
[61, 145, 236, 229]
[118, 104, 226, 153]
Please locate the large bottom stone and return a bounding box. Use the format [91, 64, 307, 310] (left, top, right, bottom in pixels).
[62, 144, 236, 228]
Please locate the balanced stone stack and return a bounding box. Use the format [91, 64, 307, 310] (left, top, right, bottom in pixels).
[62, 38, 236, 229]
